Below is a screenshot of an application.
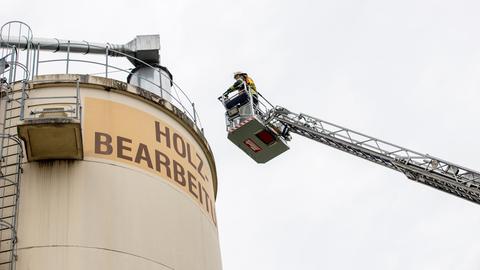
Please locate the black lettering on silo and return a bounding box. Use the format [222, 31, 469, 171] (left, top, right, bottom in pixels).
[155, 121, 171, 148]
[211, 203, 217, 225]
[95, 132, 113, 155]
[173, 160, 186, 186]
[186, 143, 197, 170]
[117, 136, 133, 161]
[135, 143, 153, 169]
[196, 153, 206, 181]
[187, 171, 198, 199]
[198, 181, 204, 204]
[202, 185, 210, 212]
[155, 150, 171, 178]
[173, 133, 186, 158]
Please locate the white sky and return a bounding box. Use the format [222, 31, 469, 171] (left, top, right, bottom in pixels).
[4, 0, 480, 269]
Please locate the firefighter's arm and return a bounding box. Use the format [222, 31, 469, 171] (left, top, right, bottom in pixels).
[223, 80, 244, 96]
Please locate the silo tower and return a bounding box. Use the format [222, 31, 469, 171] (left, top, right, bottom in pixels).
[0, 21, 221, 270]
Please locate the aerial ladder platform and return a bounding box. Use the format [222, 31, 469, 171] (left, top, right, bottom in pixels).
[219, 85, 480, 205]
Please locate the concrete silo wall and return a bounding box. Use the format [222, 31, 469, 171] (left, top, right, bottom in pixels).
[11, 75, 221, 270]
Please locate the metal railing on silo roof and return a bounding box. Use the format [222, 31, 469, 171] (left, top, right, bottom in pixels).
[19, 78, 82, 123]
[29, 41, 204, 133]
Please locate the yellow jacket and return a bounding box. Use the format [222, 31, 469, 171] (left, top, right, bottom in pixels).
[225, 76, 258, 96]
[246, 76, 257, 95]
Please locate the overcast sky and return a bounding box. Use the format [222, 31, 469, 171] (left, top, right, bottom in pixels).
[4, 0, 480, 269]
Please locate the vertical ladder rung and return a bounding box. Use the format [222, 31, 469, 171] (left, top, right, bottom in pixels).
[0, 227, 13, 232]
[4, 115, 19, 121]
[0, 144, 20, 149]
[0, 183, 16, 189]
[0, 204, 16, 210]
[0, 238, 14, 243]
[0, 194, 17, 200]
[0, 163, 20, 169]
[1, 172, 20, 178]
[0, 248, 13, 254]
[1, 153, 20, 159]
[5, 106, 21, 112]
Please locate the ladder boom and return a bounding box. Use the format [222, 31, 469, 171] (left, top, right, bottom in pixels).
[268, 106, 480, 204]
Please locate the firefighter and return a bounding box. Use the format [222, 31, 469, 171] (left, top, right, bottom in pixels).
[223, 72, 258, 109]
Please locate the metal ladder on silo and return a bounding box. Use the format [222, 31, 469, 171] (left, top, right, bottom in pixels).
[0, 78, 24, 270]
[0, 21, 33, 270]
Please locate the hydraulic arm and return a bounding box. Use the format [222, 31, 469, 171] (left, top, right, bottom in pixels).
[220, 83, 480, 205]
[266, 106, 480, 204]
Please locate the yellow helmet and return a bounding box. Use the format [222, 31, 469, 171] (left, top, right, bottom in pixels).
[233, 71, 247, 78]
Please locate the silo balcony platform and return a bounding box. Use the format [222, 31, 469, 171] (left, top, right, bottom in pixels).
[17, 116, 83, 161]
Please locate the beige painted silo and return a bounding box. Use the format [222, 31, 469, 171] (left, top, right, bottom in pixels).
[0, 22, 221, 270]
[7, 74, 221, 270]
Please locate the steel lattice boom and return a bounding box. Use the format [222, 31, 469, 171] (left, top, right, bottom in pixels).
[266, 106, 480, 205]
